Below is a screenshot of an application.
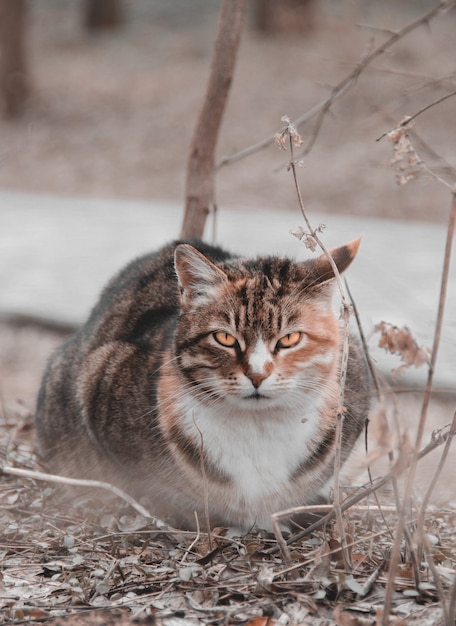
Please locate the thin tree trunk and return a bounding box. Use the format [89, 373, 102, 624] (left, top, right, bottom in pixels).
[0, 0, 28, 118]
[180, 0, 247, 240]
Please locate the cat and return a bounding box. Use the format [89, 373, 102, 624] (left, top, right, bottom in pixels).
[35, 239, 370, 530]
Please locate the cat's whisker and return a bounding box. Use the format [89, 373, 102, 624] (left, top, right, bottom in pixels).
[149, 353, 181, 377]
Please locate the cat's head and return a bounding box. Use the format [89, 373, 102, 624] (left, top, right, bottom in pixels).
[173, 239, 361, 412]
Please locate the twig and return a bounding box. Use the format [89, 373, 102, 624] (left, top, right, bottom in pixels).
[387, 118, 454, 191]
[193, 413, 213, 548]
[266, 422, 456, 553]
[346, 281, 390, 490]
[0, 465, 171, 530]
[285, 125, 353, 570]
[180, 512, 201, 566]
[380, 106, 456, 182]
[275, 525, 398, 582]
[382, 192, 456, 626]
[216, 0, 456, 170]
[271, 511, 293, 567]
[347, 279, 416, 564]
[449, 563, 456, 624]
[377, 89, 456, 141]
[422, 534, 452, 625]
[420, 411, 456, 522]
[357, 554, 389, 598]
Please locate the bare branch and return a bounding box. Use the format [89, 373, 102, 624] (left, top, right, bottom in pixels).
[377, 89, 456, 142]
[217, 0, 456, 170]
[0, 464, 172, 530]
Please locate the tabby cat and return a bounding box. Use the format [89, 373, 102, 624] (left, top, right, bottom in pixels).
[36, 239, 370, 530]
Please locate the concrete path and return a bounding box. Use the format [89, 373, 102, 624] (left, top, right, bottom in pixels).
[1, 190, 454, 388]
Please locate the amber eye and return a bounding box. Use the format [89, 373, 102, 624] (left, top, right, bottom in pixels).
[276, 332, 302, 350]
[213, 331, 238, 348]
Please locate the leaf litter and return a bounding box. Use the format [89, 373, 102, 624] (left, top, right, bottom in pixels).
[1, 404, 456, 626]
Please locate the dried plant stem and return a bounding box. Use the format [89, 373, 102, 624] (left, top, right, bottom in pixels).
[387, 115, 455, 191]
[217, 0, 456, 170]
[268, 422, 455, 553]
[420, 411, 456, 522]
[287, 131, 353, 570]
[180, 512, 201, 566]
[449, 565, 456, 624]
[377, 89, 456, 142]
[0, 465, 171, 530]
[193, 413, 213, 549]
[346, 280, 414, 560]
[271, 513, 293, 566]
[422, 534, 452, 625]
[381, 192, 456, 626]
[276, 526, 391, 583]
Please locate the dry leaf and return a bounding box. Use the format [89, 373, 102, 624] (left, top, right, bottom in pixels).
[305, 540, 331, 580]
[375, 321, 430, 375]
[246, 618, 276, 626]
[334, 605, 375, 626]
[289, 224, 325, 251]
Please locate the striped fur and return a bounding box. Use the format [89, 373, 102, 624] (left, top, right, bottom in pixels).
[36, 239, 370, 530]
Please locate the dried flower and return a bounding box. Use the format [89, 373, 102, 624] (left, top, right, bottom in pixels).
[387, 118, 425, 186]
[274, 131, 288, 150]
[375, 321, 430, 376]
[290, 225, 326, 251]
[274, 115, 303, 151]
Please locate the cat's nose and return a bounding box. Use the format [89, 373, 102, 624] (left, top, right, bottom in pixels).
[249, 372, 269, 389]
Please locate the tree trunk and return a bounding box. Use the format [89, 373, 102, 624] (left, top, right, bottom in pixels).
[0, 0, 29, 118]
[84, 0, 124, 31]
[180, 0, 247, 240]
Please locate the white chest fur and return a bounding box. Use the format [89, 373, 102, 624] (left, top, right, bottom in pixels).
[180, 397, 323, 504]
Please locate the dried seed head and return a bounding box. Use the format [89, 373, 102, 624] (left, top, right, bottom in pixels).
[275, 115, 303, 150]
[375, 321, 430, 376]
[387, 118, 425, 186]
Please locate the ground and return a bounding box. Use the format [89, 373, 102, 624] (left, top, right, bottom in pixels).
[1, 1, 456, 624]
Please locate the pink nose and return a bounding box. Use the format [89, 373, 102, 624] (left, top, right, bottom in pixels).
[249, 372, 269, 389]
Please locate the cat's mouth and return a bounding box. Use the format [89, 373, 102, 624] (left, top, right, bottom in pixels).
[245, 391, 270, 401]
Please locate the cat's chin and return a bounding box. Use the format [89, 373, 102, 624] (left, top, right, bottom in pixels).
[223, 393, 285, 412]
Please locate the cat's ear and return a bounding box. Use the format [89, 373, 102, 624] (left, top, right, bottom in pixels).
[311, 237, 362, 286]
[174, 244, 227, 304]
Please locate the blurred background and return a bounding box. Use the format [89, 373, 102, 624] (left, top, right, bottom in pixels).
[1, 0, 455, 218]
[0, 0, 455, 430]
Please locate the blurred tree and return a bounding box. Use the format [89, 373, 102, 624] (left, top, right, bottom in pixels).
[0, 0, 29, 118]
[84, 0, 124, 31]
[181, 0, 247, 240]
[254, 0, 317, 34]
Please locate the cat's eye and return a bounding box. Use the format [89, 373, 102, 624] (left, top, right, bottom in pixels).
[213, 331, 238, 348]
[276, 332, 302, 350]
